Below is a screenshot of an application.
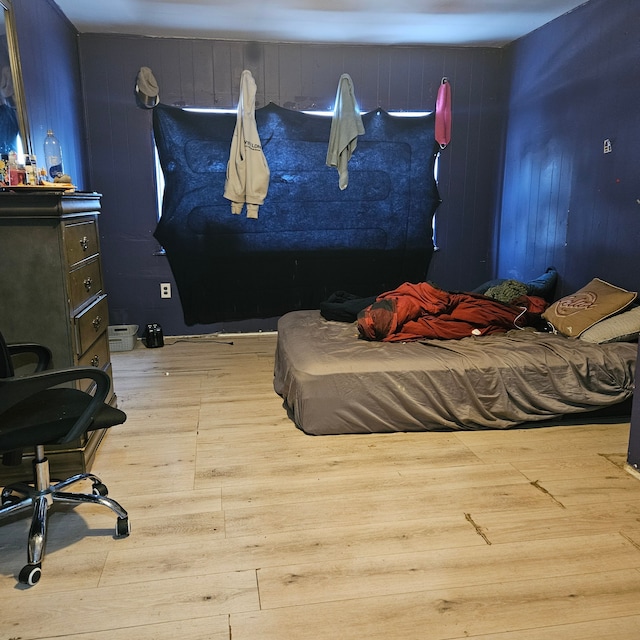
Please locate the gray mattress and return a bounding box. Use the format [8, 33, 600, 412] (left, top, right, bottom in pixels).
[273, 310, 637, 435]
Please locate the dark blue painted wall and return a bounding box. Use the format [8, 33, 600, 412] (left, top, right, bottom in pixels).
[73, 36, 506, 335]
[11, 2, 507, 337]
[498, 0, 640, 468]
[8, 0, 640, 461]
[498, 0, 640, 297]
[11, 1, 639, 326]
[12, 0, 88, 188]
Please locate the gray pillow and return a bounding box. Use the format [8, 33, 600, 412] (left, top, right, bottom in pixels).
[579, 305, 640, 344]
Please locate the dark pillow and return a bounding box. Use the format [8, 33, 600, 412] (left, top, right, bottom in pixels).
[471, 267, 558, 301]
[320, 291, 377, 323]
[470, 278, 506, 295]
[526, 267, 558, 301]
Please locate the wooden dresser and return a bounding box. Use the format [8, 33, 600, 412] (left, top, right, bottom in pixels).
[0, 191, 115, 477]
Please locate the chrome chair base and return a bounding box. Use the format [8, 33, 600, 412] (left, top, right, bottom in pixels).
[0, 446, 130, 586]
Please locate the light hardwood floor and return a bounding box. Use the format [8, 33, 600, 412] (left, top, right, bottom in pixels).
[1, 333, 640, 639]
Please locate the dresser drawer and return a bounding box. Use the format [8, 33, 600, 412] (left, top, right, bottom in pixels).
[77, 331, 110, 392]
[68, 258, 104, 313]
[0, 193, 113, 479]
[78, 330, 109, 369]
[64, 218, 99, 267]
[75, 294, 109, 356]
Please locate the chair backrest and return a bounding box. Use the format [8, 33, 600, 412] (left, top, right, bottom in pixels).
[0, 331, 15, 378]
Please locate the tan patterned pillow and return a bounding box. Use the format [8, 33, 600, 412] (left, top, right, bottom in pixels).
[542, 278, 637, 337]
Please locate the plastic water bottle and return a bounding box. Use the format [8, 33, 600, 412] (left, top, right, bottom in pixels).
[43, 130, 63, 180]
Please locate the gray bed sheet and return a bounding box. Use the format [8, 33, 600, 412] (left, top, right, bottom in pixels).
[273, 310, 637, 435]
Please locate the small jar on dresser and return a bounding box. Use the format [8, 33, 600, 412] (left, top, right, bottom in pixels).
[0, 190, 116, 479]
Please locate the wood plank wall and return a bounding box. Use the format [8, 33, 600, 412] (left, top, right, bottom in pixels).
[499, 0, 640, 469]
[75, 35, 506, 335]
[12, 0, 88, 188]
[498, 0, 640, 297]
[11, 1, 640, 335]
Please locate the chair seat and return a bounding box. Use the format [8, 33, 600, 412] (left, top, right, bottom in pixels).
[0, 387, 126, 452]
[1, 331, 129, 586]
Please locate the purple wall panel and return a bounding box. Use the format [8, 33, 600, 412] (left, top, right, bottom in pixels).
[499, 0, 640, 466]
[191, 41, 215, 107]
[11, 1, 635, 315]
[12, 0, 88, 188]
[71, 34, 504, 335]
[499, 0, 640, 295]
[6, 0, 640, 461]
[428, 48, 508, 291]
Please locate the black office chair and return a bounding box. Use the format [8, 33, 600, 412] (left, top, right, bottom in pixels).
[0, 330, 130, 586]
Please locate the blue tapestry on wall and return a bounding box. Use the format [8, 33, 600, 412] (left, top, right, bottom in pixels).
[153, 102, 441, 325]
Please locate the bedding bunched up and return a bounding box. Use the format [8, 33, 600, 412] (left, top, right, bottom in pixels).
[357, 281, 548, 342]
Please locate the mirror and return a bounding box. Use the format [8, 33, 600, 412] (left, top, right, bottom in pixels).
[0, 0, 30, 156]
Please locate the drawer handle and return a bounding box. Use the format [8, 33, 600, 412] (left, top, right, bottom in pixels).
[83, 277, 93, 291]
[92, 315, 102, 331]
[80, 236, 89, 251]
[90, 355, 100, 367]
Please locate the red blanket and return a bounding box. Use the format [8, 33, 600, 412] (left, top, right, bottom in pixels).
[357, 282, 548, 342]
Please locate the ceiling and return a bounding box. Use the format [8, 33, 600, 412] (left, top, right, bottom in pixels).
[53, 0, 589, 47]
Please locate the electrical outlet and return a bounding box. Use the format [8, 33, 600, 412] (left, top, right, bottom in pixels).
[160, 282, 171, 298]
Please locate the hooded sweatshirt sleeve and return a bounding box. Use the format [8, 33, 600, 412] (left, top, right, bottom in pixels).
[326, 73, 365, 190]
[223, 70, 270, 219]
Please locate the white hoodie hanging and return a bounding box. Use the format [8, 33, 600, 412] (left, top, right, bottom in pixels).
[223, 70, 270, 219]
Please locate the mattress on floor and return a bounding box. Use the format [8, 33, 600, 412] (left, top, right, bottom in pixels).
[273, 310, 636, 435]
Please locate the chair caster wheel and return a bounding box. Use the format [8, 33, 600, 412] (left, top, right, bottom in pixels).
[1, 493, 20, 507]
[115, 517, 130, 538]
[19, 563, 42, 586]
[92, 482, 108, 497]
